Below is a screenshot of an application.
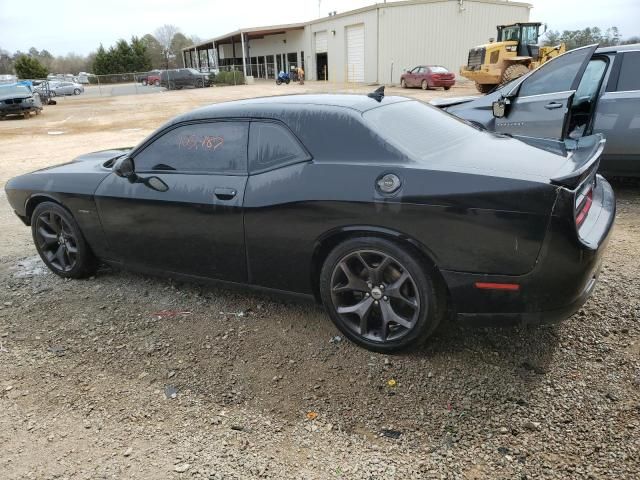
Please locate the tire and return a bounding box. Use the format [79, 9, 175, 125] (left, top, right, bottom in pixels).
[23, 112, 30, 119]
[276, 79, 282, 85]
[73, 88, 81, 95]
[319, 237, 444, 353]
[142, 79, 148, 86]
[286, 79, 290, 84]
[444, 86, 451, 91]
[421, 80, 429, 90]
[502, 64, 529, 83]
[400, 79, 407, 88]
[31, 202, 97, 279]
[154, 80, 160, 86]
[195, 79, 204, 88]
[475, 82, 494, 94]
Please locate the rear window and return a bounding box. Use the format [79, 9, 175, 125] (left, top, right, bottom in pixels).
[429, 66, 449, 73]
[363, 101, 476, 160]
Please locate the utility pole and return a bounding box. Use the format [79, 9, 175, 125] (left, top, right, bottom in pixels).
[318, 0, 321, 17]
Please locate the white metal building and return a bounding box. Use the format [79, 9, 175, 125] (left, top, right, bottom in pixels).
[182, 0, 531, 83]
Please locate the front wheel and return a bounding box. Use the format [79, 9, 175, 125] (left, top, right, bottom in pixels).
[320, 237, 444, 352]
[276, 79, 282, 85]
[400, 79, 407, 88]
[475, 82, 493, 94]
[31, 202, 97, 279]
[73, 88, 81, 95]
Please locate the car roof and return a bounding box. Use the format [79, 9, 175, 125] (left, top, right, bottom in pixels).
[596, 43, 640, 54]
[174, 94, 411, 122]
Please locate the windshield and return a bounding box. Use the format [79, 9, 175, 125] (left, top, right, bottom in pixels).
[0, 85, 30, 96]
[500, 26, 520, 42]
[188, 68, 201, 74]
[363, 101, 477, 161]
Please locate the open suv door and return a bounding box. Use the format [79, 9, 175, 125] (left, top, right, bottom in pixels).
[492, 45, 598, 140]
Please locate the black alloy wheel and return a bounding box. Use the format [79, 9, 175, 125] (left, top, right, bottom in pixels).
[31, 202, 97, 278]
[320, 237, 443, 352]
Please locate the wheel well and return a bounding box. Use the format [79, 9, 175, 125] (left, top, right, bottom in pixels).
[310, 230, 451, 307]
[25, 195, 64, 225]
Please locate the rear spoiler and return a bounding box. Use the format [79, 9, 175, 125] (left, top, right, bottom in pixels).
[550, 134, 606, 190]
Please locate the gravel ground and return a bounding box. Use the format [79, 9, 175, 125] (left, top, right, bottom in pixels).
[0, 82, 639, 479]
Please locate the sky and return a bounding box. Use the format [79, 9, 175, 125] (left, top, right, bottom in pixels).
[0, 0, 638, 56]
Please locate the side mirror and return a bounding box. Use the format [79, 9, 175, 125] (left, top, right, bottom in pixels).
[492, 98, 508, 118]
[113, 156, 137, 181]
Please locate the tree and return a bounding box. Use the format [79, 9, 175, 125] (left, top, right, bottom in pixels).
[542, 26, 622, 51]
[141, 34, 164, 69]
[0, 47, 13, 74]
[130, 36, 152, 72]
[14, 55, 48, 79]
[621, 35, 640, 45]
[154, 24, 180, 69]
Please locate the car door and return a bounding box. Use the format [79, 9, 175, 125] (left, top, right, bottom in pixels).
[594, 50, 640, 175]
[496, 44, 598, 139]
[94, 120, 249, 282]
[406, 67, 418, 87]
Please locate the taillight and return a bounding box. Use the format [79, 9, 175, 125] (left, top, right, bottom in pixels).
[575, 181, 594, 228]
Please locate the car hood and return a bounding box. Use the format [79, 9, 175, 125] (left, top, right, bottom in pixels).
[0, 92, 33, 101]
[429, 95, 481, 108]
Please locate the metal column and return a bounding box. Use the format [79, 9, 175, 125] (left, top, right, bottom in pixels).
[240, 32, 247, 82]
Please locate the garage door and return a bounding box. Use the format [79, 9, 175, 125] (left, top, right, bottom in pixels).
[315, 31, 328, 53]
[346, 24, 364, 82]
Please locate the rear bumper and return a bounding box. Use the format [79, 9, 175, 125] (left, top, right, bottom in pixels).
[443, 175, 615, 326]
[431, 80, 455, 87]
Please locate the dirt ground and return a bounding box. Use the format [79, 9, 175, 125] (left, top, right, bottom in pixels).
[0, 81, 638, 479]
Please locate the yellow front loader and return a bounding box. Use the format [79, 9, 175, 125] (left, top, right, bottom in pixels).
[460, 22, 565, 93]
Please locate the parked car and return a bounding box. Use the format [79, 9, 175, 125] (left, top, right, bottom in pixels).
[49, 81, 84, 96]
[137, 70, 161, 86]
[400, 65, 455, 90]
[0, 84, 43, 119]
[4, 91, 614, 352]
[160, 68, 210, 89]
[432, 44, 640, 177]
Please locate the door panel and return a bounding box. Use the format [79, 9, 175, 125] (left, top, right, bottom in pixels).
[95, 173, 248, 281]
[497, 44, 598, 140]
[496, 91, 575, 139]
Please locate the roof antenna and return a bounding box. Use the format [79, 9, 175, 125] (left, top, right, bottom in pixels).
[367, 86, 385, 102]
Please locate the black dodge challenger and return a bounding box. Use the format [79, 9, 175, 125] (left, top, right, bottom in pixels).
[5, 92, 615, 352]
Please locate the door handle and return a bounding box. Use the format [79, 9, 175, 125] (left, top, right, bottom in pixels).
[214, 187, 237, 201]
[544, 102, 563, 110]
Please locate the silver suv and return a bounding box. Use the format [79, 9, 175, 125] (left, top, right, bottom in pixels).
[433, 44, 640, 177]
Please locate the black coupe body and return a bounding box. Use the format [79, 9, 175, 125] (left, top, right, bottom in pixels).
[5, 94, 615, 351]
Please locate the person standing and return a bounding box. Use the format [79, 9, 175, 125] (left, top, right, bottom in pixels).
[297, 65, 305, 85]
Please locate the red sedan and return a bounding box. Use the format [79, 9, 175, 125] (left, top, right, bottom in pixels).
[400, 65, 455, 90]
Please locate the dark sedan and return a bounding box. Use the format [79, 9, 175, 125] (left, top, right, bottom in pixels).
[5, 92, 614, 352]
[432, 44, 640, 177]
[400, 65, 455, 90]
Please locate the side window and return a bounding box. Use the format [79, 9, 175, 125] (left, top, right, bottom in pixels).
[518, 47, 593, 97]
[616, 51, 640, 91]
[134, 122, 248, 174]
[248, 122, 310, 173]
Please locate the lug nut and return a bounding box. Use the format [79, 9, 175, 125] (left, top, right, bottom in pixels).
[383, 296, 388, 301]
[365, 292, 370, 297]
[379, 284, 384, 289]
[374, 300, 379, 305]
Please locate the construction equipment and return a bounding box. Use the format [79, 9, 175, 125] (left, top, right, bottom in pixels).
[460, 22, 565, 93]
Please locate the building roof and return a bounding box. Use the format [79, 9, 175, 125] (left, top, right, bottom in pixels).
[182, 0, 532, 51]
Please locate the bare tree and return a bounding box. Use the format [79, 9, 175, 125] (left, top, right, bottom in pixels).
[154, 24, 180, 69]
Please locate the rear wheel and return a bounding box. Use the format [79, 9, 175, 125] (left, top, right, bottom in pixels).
[475, 82, 493, 94]
[142, 79, 148, 86]
[502, 64, 529, 83]
[73, 88, 81, 95]
[31, 202, 97, 279]
[421, 80, 429, 90]
[444, 86, 451, 91]
[320, 237, 444, 352]
[276, 79, 282, 85]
